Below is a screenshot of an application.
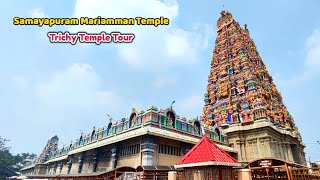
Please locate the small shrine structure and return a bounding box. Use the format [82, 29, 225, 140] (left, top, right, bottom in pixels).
[174, 135, 240, 180]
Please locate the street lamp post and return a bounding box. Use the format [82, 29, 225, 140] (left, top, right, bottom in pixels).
[107, 114, 112, 119]
[170, 101, 175, 110]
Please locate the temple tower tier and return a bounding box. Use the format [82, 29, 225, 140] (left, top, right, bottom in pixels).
[202, 10, 306, 165]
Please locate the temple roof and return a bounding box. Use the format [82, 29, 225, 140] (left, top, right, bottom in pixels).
[175, 135, 239, 168]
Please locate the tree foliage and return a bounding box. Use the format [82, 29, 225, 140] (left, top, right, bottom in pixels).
[0, 136, 37, 171]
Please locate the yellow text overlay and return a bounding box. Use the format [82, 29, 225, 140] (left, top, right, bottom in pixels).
[13, 16, 170, 27]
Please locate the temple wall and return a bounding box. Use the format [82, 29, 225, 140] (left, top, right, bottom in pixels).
[60, 162, 69, 174]
[156, 137, 184, 166]
[226, 122, 305, 164]
[158, 154, 181, 165]
[96, 145, 112, 172]
[117, 137, 141, 167]
[69, 162, 79, 174]
[96, 160, 111, 172]
[117, 155, 140, 167]
[30, 132, 236, 176]
[69, 153, 80, 174]
[81, 149, 95, 173]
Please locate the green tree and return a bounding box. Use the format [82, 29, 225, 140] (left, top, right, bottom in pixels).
[0, 136, 36, 171]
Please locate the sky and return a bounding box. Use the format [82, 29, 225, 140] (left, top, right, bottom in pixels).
[0, 0, 320, 161]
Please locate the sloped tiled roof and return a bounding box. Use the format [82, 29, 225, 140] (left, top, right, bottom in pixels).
[175, 135, 239, 168]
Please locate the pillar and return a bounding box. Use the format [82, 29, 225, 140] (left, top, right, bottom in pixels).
[46, 163, 52, 174]
[59, 161, 63, 174]
[240, 138, 246, 162]
[252, 139, 258, 159]
[265, 137, 272, 157]
[237, 169, 252, 180]
[236, 139, 242, 162]
[168, 171, 177, 180]
[256, 137, 260, 158]
[111, 145, 119, 169]
[282, 143, 288, 161]
[53, 162, 57, 174]
[67, 155, 74, 174]
[286, 143, 293, 162]
[78, 152, 85, 173]
[141, 135, 157, 166]
[92, 149, 98, 172]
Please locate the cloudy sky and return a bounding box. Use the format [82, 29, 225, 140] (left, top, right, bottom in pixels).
[1, 0, 320, 161]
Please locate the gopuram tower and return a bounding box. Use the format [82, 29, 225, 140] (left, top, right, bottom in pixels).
[201, 10, 306, 165]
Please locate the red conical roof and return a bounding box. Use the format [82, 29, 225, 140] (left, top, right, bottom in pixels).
[176, 136, 239, 167]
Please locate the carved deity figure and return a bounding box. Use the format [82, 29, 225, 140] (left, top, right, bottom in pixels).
[227, 109, 233, 123]
[131, 113, 137, 127]
[218, 81, 229, 98]
[209, 92, 216, 104]
[220, 64, 228, 77]
[234, 64, 241, 74]
[91, 126, 96, 141]
[213, 56, 219, 66]
[205, 119, 211, 127]
[221, 111, 228, 124]
[167, 116, 173, 127]
[237, 80, 245, 95]
[194, 124, 199, 134]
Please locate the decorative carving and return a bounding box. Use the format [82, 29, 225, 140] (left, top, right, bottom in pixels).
[202, 10, 300, 136]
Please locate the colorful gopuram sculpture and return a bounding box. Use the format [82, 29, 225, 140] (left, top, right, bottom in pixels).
[35, 136, 59, 164]
[202, 10, 300, 137]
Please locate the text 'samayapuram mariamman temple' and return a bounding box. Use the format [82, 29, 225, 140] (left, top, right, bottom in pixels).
[20, 10, 306, 177]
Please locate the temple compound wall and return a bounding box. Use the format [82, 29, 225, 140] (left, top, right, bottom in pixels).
[37, 135, 197, 175]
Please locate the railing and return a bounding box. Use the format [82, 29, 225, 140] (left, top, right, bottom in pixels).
[289, 167, 320, 180]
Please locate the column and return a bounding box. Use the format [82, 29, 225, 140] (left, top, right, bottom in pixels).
[301, 150, 307, 165]
[247, 140, 252, 160]
[111, 145, 119, 169]
[273, 140, 279, 157]
[265, 137, 271, 157]
[236, 140, 243, 162]
[286, 143, 293, 162]
[47, 163, 52, 174]
[141, 135, 157, 166]
[59, 161, 63, 174]
[282, 143, 288, 161]
[92, 149, 98, 172]
[67, 155, 74, 174]
[168, 171, 177, 180]
[53, 163, 57, 174]
[256, 138, 260, 158]
[237, 169, 252, 180]
[279, 142, 284, 160]
[252, 139, 257, 159]
[78, 152, 85, 173]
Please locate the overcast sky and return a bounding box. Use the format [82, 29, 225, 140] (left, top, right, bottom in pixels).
[1, 0, 320, 161]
